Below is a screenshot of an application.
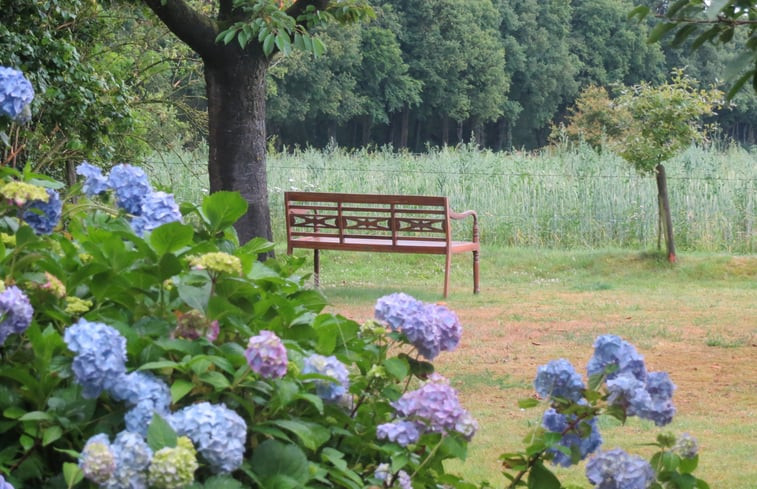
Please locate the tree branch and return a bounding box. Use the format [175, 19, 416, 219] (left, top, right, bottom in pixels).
[286, 0, 330, 21]
[142, 0, 221, 60]
[656, 13, 757, 26]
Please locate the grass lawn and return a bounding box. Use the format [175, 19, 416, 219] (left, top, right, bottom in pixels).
[286, 246, 757, 488]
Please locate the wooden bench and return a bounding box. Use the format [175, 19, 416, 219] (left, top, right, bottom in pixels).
[284, 192, 480, 297]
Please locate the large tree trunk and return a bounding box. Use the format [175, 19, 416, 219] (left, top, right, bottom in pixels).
[205, 53, 272, 245]
[655, 163, 676, 263]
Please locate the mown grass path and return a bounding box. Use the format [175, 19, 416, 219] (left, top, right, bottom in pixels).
[314, 248, 756, 488]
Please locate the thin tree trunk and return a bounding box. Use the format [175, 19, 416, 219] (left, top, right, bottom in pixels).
[441, 115, 449, 146]
[399, 104, 409, 149]
[656, 163, 676, 263]
[456, 120, 463, 144]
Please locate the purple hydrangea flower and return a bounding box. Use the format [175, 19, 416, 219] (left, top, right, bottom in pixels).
[107, 430, 153, 489]
[376, 420, 422, 446]
[374, 463, 391, 482]
[168, 402, 246, 473]
[391, 374, 476, 439]
[396, 470, 412, 489]
[587, 335, 647, 381]
[108, 164, 152, 215]
[302, 354, 350, 403]
[79, 433, 116, 484]
[542, 408, 603, 467]
[374, 292, 424, 330]
[534, 358, 585, 402]
[373, 465, 411, 489]
[22, 188, 62, 235]
[64, 319, 127, 398]
[0, 475, 14, 489]
[76, 162, 111, 197]
[130, 191, 182, 236]
[375, 294, 462, 360]
[0, 285, 33, 346]
[0, 66, 34, 121]
[109, 372, 172, 435]
[245, 330, 288, 379]
[586, 448, 655, 489]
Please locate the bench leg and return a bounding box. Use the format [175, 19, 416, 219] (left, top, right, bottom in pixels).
[313, 249, 320, 288]
[443, 252, 452, 298]
[473, 249, 480, 294]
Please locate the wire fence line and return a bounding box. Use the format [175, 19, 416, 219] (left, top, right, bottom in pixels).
[269, 165, 755, 182]
[147, 144, 756, 253]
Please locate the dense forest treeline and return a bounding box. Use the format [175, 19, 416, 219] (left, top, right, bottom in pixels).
[265, 0, 757, 150]
[2, 0, 756, 174]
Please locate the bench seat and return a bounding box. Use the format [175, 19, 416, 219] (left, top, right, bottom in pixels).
[285, 192, 480, 297]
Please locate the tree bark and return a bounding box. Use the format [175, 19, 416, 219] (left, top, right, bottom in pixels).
[143, 0, 274, 246]
[205, 52, 272, 245]
[399, 104, 409, 149]
[655, 163, 676, 263]
[441, 115, 449, 146]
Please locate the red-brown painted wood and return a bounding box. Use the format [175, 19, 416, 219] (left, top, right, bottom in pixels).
[285, 192, 480, 297]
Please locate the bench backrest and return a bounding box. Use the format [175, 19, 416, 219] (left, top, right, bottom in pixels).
[285, 192, 451, 244]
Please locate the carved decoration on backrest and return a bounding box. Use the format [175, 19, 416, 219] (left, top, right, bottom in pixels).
[291, 214, 339, 229]
[343, 216, 391, 231]
[394, 217, 445, 233]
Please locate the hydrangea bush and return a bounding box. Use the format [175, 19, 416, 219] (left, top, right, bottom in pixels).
[500, 334, 710, 489]
[0, 160, 480, 489]
[0, 70, 709, 489]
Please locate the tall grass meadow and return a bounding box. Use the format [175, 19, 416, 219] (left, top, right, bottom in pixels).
[146, 143, 756, 252]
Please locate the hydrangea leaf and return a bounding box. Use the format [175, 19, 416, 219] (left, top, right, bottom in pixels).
[250, 439, 309, 485]
[149, 221, 194, 256]
[383, 357, 409, 381]
[527, 461, 560, 489]
[200, 191, 248, 234]
[270, 419, 331, 451]
[63, 462, 84, 488]
[146, 413, 177, 452]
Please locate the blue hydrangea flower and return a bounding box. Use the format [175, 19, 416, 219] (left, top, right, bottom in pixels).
[585, 448, 655, 489]
[106, 431, 153, 489]
[637, 371, 675, 426]
[109, 371, 172, 434]
[245, 330, 288, 379]
[76, 161, 111, 197]
[0, 285, 33, 346]
[376, 420, 422, 446]
[79, 433, 116, 484]
[302, 354, 350, 403]
[606, 371, 675, 426]
[454, 411, 479, 441]
[374, 292, 424, 330]
[391, 374, 476, 438]
[130, 191, 182, 236]
[534, 358, 585, 402]
[396, 470, 412, 489]
[542, 408, 602, 467]
[587, 335, 646, 381]
[168, 402, 247, 473]
[22, 188, 62, 235]
[0, 66, 34, 121]
[108, 164, 152, 215]
[64, 319, 127, 398]
[375, 294, 462, 360]
[0, 474, 14, 489]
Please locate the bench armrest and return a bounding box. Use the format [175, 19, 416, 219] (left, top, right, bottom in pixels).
[449, 209, 479, 243]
